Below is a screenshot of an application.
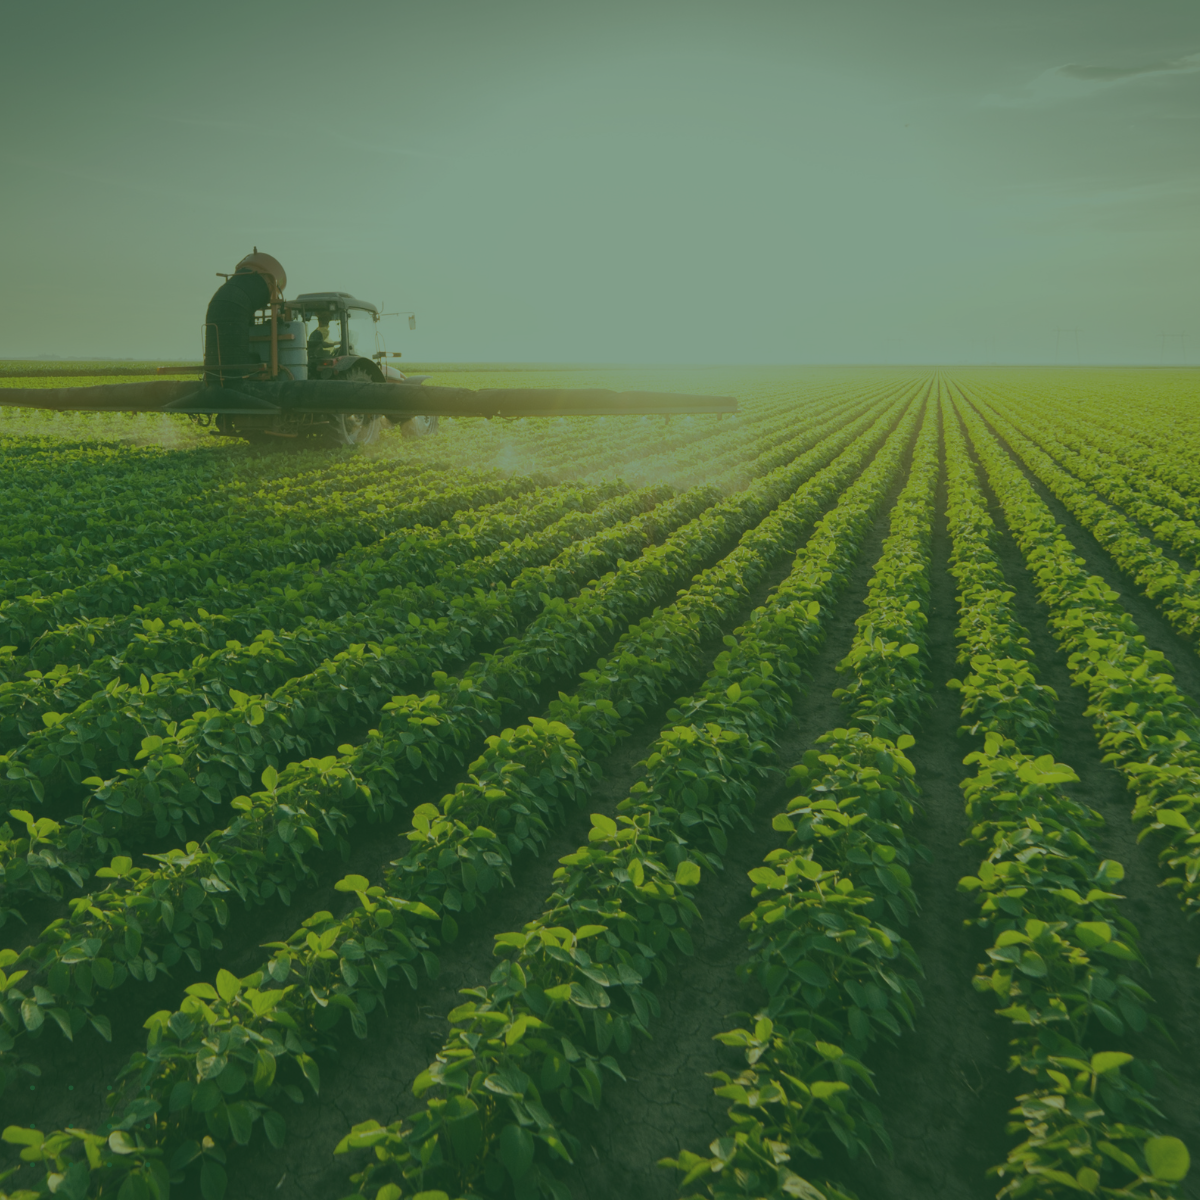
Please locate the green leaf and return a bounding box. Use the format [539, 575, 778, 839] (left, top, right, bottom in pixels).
[748, 867, 782, 889]
[674, 861, 701, 886]
[215, 969, 240, 1003]
[1155, 808, 1191, 829]
[1098, 1140, 1141, 1173]
[1017, 951, 1047, 978]
[485, 1066, 532, 1098]
[335, 875, 370, 893]
[108, 1130, 138, 1155]
[226, 1101, 254, 1146]
[589, 813, 617, 840]
[498, 1123, 535, 1181]
[262, 1108, 286, 1149]
[1145, 1137, 1190, 1181]
[192, 1081, 222, 1113]
[1075, 921, 1112, 948]
[200, 1157, 227, 1200]
[792, 960, 829, 988]
[297, 1053, 321, 1095]
[810, 1081, 850, 1100]
[1090, 1051, 1133, 1075]
[2, 1127, 44, 1148]
[253, 1049, 277, 1095]
[117, 1172, 152, 1200]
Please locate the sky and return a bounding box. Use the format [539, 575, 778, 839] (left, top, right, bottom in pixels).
[1, 0, 1196, 364]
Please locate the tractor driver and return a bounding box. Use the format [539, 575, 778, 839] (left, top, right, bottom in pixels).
[307, 315, 338, 370]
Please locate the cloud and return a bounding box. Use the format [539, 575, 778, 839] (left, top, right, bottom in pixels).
[985, 50, 1200, 108]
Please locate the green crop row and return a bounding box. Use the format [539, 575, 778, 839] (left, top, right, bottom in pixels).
[0, 454, 548, 599]
[983, 386, 1200, 507]
[14, 483, 613, 677]
[0, 440, 384, 559]
[943, 399, 1190, 1196]
[0, 389, 919, 1198]
[1005, 395, 1200, 529]
[0, 462, 465, 599]
[663, 386, 940, 1200]
[0, 390, 916, 1111]
[4, 400, 846, 875]
[333, 390, 924, 1200]
[0, 485, 705, 1085]
[0, 482, 634, 777]
[5, 386, 841, 693]
[0, 473, 556, 650]
[970, 396, 1200, 652]
[994, 397, 1200, 569]
[603, 387, 882, 491]
[0, 483, 626, 757]
[0, 486, 708, 924]
[955, 391, 1200, 925]
[3, 391, 885, 867]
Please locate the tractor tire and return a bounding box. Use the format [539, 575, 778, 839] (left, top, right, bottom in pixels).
[314, 369, 384, 448]
[400, 414, 439, 439]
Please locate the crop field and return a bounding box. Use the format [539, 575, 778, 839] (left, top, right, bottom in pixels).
[2, 365, 1200, 1200]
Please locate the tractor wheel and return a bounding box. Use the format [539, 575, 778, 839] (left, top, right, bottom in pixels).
[324, 412, 384, 447]
[315, 369, 384, 448]
[400, 414, 439, 439]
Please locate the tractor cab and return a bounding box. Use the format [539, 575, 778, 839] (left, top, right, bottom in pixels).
[289, 293, 404, 384]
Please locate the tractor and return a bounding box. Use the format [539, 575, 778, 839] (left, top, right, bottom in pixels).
[206, 289, 436, 447]
[0, 251, 737, 444]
